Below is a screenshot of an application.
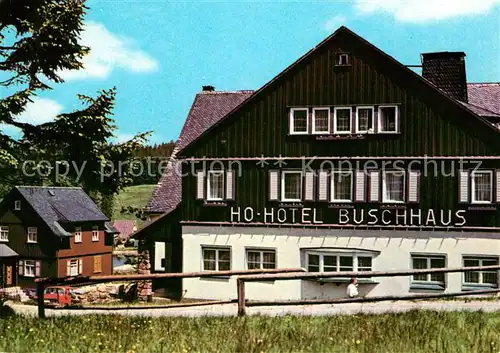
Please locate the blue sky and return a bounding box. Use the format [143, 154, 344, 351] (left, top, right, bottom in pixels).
[6, 0, 500, 145]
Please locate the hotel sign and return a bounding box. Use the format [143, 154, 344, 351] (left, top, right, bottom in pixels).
[230, 207, 467, 227]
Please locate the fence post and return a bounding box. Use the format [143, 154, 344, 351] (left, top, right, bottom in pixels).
[36, 281, 45, 319]
[237, 278, 246, 316]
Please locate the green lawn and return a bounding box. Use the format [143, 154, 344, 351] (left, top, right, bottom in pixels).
[113, 184, 156, 226]
[1, 311, 500, 352]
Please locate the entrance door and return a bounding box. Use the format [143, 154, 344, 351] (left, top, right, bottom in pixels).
[1, 261, 17, 287]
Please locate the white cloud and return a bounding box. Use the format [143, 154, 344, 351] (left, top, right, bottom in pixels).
[324, 15, 347, 32]
[15, 97, 63, 125]
[60, 21, 159, 81]
[354, 0, 500, 22]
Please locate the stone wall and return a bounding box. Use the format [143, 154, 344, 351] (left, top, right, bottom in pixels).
[136, 249, 152, 300]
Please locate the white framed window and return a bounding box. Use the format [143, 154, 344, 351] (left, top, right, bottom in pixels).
[356, 106, 374, 133]
[289, 108, 309, 135]
[202, 247, 231, 271]
[333, 107, 351, 134]
[378, 105, 399, 133]
[382, 170, 405, 203]
[306, 252, 372, 273]
[463, 256, 498, 287]
[27, 227, 37, 243]
[281, 171, 303, 202]
[74, 227, 82, 243]
[0, 226, 8, 242]
[92, 226, 99, 242]
[411, 254, 446, 286]
[312, 108, 330, 134]
[246, 249, 276, 270]
[14, 200, 21, 210]
[207, 170, 225, 201]
[24, 260, 36, 277]
[331, 171, 353, 202]
[471, 170, 493, 204]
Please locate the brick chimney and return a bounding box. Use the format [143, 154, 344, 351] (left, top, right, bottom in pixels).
[202, 85, 215, 92]
[421, 52, 468, 102]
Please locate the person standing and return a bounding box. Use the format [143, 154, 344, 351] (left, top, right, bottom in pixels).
[346, 277, 359, 297]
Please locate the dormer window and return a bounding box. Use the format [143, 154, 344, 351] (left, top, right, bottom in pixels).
[14, 200, 21, 210]
[356, 107, 374, 133]
[378, 105, 399, 133]
[336, 53, 350, 66]
[334, 107, 351, 134]
[289, 108, 309, 135]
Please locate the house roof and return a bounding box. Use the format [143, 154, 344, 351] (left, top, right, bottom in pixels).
[146, 91, 253, 214]
[0, 244, 18, 257]
[467, 83, 500, 117]
[145, 26, 500, 217]
[105, 221, 119, 234]
[112, 220, 137, 238]
[15, 186, 108, 237]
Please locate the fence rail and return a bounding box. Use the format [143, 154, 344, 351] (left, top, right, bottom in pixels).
[31, 265, 500, 318]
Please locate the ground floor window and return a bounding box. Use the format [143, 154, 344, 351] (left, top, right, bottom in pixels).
[411, 254, 446, 287]
[67, 258, 82, 276]
[463, 256, 498, 287]
[306, 252, 372, 273]
[246, 249, 276, 269]
[202, 247, 231, 271]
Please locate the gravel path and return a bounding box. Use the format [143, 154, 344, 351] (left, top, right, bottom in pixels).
[5, 300, 500, 318]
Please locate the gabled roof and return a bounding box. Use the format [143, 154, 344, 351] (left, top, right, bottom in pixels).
[146, 91, 253, 214]
[467, 83, 500, 117]
[14, 186, 108, 237]
[0, 244, 18, 257]
[176, 26, 500, 156]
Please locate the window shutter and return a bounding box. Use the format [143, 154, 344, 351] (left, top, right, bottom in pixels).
[35, 261, 41, 277]
[496, 170, 500, 203]
[459, 171, 469, 203]
[408, 171, 420, 203]
[269, 170, 279, 201]
[304, 172, 315, 201]
[18, 260, 24, 276]
[226, 170, 235, 200]
[78, 259, 83, 275]
[369, 171, 380, 202]
[318, 171, 328, 201]
[196, 171, 205, 200]
[67, 260, 71, 276]
[355, 171, 366, 202]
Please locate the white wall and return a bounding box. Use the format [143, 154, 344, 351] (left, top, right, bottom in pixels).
[182, 226, 500, 300]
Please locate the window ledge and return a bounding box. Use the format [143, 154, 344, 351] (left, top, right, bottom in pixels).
[202, 276, 231, 281]
[410, 283, 445, 291]
[203, 201, 228, 207]
[328, 204, 354, 209]
[316, 135, 367, 141]
[0, 239, 8, 242]
[26, 241, 37, 244]
[334, 64, 352, 67]
[307, 278, 379, 285]
[278, 202, 304, 208]
[462, 284, 498, 291]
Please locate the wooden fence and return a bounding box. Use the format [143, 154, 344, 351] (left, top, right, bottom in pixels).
[33, 264, 500, 318]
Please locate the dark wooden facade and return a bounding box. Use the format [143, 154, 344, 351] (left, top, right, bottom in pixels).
[178, 28, 500, 230]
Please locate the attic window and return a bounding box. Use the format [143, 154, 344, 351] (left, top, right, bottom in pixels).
[336, 53, 350, 66]
[14, 200, 21, 210]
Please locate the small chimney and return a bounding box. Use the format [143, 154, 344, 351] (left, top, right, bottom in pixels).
[202, 85, 215, 92]
[421, 52, 468, 102]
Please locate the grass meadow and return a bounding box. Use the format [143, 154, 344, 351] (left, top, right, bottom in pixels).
[112, 184, 155, 226]
[1, 310, 500, 353]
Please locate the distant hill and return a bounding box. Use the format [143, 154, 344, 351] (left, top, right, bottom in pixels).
[113, 184, 156, 227]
